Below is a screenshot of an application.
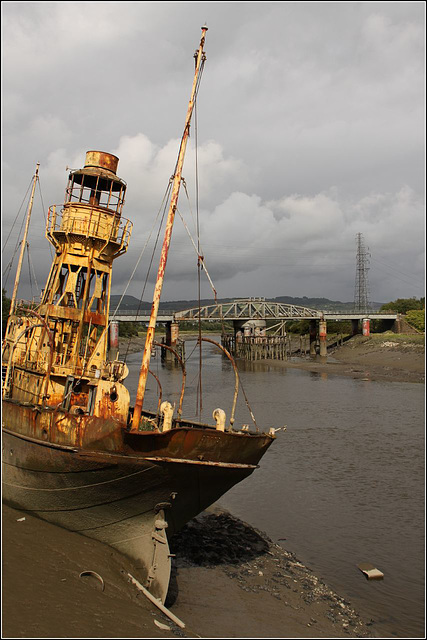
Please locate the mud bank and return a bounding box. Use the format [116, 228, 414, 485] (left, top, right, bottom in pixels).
[2, 504, 378, 638]
[119, 333, 425, 384]
[260, 334, 425, 384]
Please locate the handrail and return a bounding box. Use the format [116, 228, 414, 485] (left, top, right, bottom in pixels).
[46, 205, 132, 249]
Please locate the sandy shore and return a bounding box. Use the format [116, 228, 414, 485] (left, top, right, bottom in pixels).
[2, 504, 378, 638]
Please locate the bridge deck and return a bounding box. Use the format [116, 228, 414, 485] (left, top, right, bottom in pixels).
[110, 303, 397, 323]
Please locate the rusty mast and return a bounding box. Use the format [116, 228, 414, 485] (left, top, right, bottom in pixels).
[8, 163, 40, 318]
[131, 25, 208, 430]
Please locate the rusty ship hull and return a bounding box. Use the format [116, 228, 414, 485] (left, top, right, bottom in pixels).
[2, 427, 265, 538]
[2, 400, 273, 600]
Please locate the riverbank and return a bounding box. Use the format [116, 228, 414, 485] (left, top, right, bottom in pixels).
[2, 503, 378, 638]
[266, 333, 424, 384]
[3, 333, 422, 638]
[119, 332, 425, 384]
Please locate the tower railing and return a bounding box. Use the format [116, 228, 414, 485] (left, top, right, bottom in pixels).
[46, 205, 132, 253]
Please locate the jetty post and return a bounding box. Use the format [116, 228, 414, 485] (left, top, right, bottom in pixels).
[162, 321, 182, 361]
[309, 320, 317, 356]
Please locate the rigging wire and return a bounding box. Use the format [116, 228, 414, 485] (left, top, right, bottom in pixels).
[121, 180, 174, 362]
[3, 206, 30, 289]
[191, 51, 207, 418]
[176, 205, 217, 297]
[2, 178, 33, 252]
[110, 178, 174, 324]
[86, 179, 174, 374]
[26, 244, 34, 301]
[3, 170, 45, 295]
[27, 244, 40, 299]
[194, 95, 203, 417]
[3, 249, 19, 288]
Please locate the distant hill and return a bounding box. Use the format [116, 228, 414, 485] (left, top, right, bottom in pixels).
[271, 296, 383, 311]
[110, 295, 384, 312]
[110, 295, 151, 310]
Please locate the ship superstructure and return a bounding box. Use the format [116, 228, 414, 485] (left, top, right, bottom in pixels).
[3, 151, 133, 444]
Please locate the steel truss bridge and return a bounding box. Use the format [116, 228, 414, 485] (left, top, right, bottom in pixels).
[175, 299, 323, 321]
[110, 298, 397, 323]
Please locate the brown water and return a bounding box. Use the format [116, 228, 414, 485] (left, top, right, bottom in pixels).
[126, 337, 425, 638]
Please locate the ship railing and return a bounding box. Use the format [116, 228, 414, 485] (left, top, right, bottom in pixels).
[46, 205, 132, 252]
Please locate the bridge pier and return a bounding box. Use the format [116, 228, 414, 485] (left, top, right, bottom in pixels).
[319, 320, 327, 357]
[162, 321, 184, 363]
[164, 321, 179, 360]
[165, 322, 179, 348]
[362, 318, 370, 337]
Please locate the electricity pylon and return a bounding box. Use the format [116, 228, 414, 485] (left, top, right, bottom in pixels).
[354, 233, 371, 313]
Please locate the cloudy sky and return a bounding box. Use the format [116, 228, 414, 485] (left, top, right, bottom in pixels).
[2, 1, 425, 306]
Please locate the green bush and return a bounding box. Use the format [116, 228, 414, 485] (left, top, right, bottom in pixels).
[2, 289, 11, 337]
[380, 297, 425, 313]
[405, 310, 425, 332]
[286, 320, 311, 334]
[118, 321, 142, 338]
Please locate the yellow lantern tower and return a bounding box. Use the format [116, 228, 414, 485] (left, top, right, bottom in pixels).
[3, 151, 132, 411]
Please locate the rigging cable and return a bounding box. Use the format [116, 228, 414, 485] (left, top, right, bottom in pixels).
[176, 204, 217, 297]
[86, 179, 174, 373]
[3, 202, 32, 289]
[26, 243, 34, 301]
[194, 54, 204, 418]
[121, 179, 174, 363]
[2, 178, 33, 253]
[26, 243, 40, 300]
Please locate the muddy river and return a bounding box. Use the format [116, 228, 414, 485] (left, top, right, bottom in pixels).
[125, 337, 425, 638]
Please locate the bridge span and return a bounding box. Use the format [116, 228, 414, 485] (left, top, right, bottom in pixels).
[110, 298, 397, 324]
[109, 298, 398, 359]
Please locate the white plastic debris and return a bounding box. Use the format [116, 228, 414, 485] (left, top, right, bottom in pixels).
[357, 563, 384, 580]
[154, 620, 171, 631]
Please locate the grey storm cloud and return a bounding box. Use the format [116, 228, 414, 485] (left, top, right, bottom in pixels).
[2, 1, 425, 305]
